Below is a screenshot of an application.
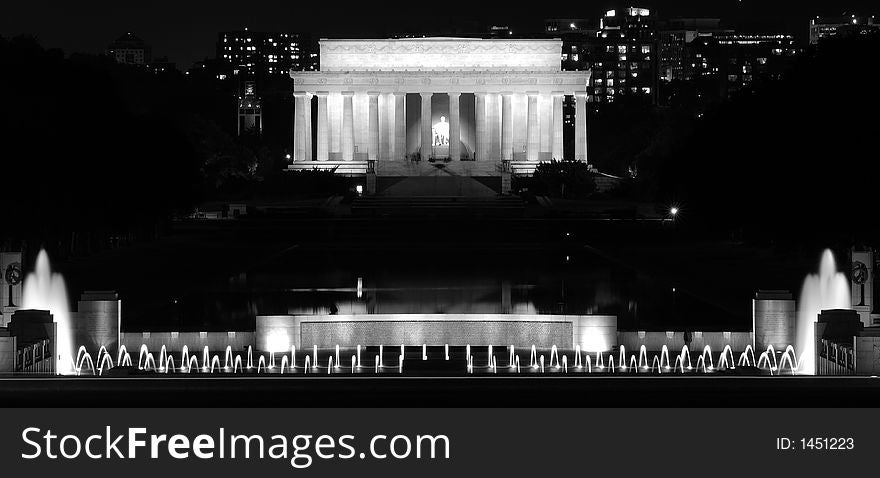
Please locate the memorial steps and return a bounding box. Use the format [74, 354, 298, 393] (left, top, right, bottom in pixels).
[351, 196, 523, 218]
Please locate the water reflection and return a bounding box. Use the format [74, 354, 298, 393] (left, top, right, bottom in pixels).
[121, 247, 740, 332]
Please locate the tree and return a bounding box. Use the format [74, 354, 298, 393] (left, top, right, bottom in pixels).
[656, 33, 880, 243]
[528, 159, 596, 199]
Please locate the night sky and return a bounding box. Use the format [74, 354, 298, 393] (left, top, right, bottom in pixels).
[2, 0, 877, 69]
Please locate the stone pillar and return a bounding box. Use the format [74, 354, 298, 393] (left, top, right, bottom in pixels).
[293, 92, 307, 161]
[574, 92, 588, 163]
[487, 93, 501, 160]
[329, 93, 342, 159]
[379, 93, 391, 161]
[316, 92, 329, 161]
[526, 92, 539, 162]
[501, 93, 513, 161]
[342, 91, 354, 161]
[368, 92, 379, 161]
[449, 92, 461, 161]
[475, 93, 487, 161]
[552, 93, 564, 161]
[354, 94, 368, 159]
[394, 93, 406, 160]
[304, 93, 313, 161]
[420, 93, 432, 160]
[539, 93, 552, 160]
[513, 94, 528, 159]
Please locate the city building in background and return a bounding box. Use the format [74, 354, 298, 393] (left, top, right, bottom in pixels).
[590, 7, 659, 105]
[238, 80, 262, 135]
[217, 29, 318, 80]
[810, 14, 879, 44]
[108, 33, 177, 74]
[215, 29, 317, 139]
[658, 18, 733, 82]
[691, 33, 797, 99]
[107, 32, 152, 65]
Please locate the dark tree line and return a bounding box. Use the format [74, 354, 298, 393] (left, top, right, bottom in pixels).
[0, 35, 286, 259]
[655, 33, 880, 244]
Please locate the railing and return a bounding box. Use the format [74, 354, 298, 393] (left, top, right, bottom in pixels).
[817, 339, 855, 375]
[15, 339, 54, 374]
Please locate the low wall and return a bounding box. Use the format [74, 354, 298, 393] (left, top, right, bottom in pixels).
[256, 314, 617, 353]
[617, 331, 753, 352]
[120, 332, 255, 353]
[0, 336, 15, 372]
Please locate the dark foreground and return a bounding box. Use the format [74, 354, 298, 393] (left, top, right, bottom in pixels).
[1, 375, 877, 407]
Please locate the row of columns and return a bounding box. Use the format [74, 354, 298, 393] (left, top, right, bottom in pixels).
[294, 91, 588, 163]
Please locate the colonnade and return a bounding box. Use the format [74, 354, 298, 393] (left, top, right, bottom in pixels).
[293, 91, 589, 163]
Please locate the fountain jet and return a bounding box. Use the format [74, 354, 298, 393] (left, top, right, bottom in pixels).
[22, 249, 73, 374]
[797, 249, 850, 375]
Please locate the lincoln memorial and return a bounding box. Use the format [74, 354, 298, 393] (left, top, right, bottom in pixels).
[289, 38, 591, 181]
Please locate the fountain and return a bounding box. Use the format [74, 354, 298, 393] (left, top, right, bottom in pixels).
[21, 249, 73, 374]
[796, 249, 850, 375]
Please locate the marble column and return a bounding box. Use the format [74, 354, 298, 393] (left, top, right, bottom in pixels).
[420, 93, 432, 159]
[329, 93, 342, 159]
[449, 92, 461, 161]
[552, 93, 564, 161]
[540, 93, 552, 159]
[513, 94, 528, 159]
[354, 94, 368, 159]
[475, 93, 487, 161]
[379, 93, 391, 161]
[501, 93, 513, 161]
[368, 92, 379, 161]
[316, 92, 329, 161]
[394, 93, 406, 160]
[487, 93, 501, 160]
[304, 93, 313, 161]
[574, 92, 588, 163]
[342, 91, 354, 161]
[293, 92, 307, 161]
[526, 92, 539, 161]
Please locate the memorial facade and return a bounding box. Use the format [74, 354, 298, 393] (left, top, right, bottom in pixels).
[290, 38, 591, 170]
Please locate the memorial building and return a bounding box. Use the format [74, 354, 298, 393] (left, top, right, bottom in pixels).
[289, 38, 591, 178]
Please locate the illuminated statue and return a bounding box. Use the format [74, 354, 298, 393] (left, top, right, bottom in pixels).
[432, 116, 449, 146]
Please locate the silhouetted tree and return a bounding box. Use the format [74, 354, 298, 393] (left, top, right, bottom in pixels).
[657, 33, 880, 244]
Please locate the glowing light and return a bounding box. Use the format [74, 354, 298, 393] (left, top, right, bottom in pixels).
[22, 250, 73, 374]
[670, 206, 679, 217]
[797, 249, 850, 375]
